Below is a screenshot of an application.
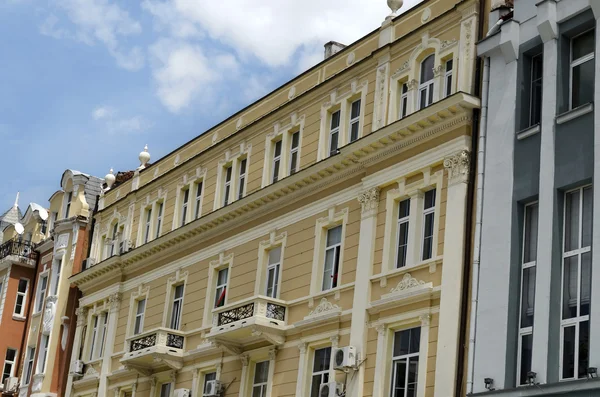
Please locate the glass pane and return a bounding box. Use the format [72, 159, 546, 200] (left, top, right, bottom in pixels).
[393, 327, 421, 356]
[310, 375, 322, 397]
[446, 59, 453, 71]
[572, 60, 594, 108]
[254, 361, 269, 383]
[401, 96, 408, 118]
[175, 284, 184, 299]
[524, 204, 539, 263]
[572, 30, 595, 60]
[327, 226, 342, 246]
[137, 299, 146, 315]
[562, 255, 579, 319]
[240, 159, 247, 174]
[407, 357, 419, 397]
[424, 190, 436, 209]
[582, 187, 592, 247]
[350, 122, 359, 142]
[562, 325, 576, 379]
[269, 247, 281, 265]
[422, 213, 434, 260]
[329, 131, 339, 155]
[5, 349, 15, 361]
[225, 166, 232, 181]
[392, 360, 407, 397]
[520, 266, 536, 328]
[291, 131, 300, 148]
[290, 152, 298, 174]
[397, 221, 409, 268]
[446, 74, 452, 97]
[273, 160, 280, 182]
[252, 387, 263, 397]
[399, 199, 410, 219]
[330, 110, 340, 130]
[18, 279, 27, 292]
[581, 252, 591, 316]
[427, 83, 433, 105]
[274, 140, 282, 157]
[322, 249, 335, 290]
[565, 191, 580, 252]
[419, 89, 427, 110]
[420, 55, 435, 83]
[313, 348, 331, 372]
[519, 334, 533, 385]
[351, 100, 361, 118]
[217, 268, 228, 285]
[579, 321, 590, 379]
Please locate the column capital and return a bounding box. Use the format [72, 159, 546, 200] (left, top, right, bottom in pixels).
[75, 307, 88, 327]
[240, 354, 250, 367]
[108, 292, 122, 313]
[298, 342, 308, 354]
[420, 313, 432, 326]
[444, 150, 470, 185]
[330, 335, 340, 348]
[375, 323, 386, 336]
[358, 187, 380, 218]
[269, 347, 278, 361]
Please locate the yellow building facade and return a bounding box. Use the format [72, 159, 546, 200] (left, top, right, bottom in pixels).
[67, 1, 482, 396]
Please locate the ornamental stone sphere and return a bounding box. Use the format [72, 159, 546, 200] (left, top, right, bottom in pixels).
[387, 0, 404, 15]
[139, 144, 150, 168]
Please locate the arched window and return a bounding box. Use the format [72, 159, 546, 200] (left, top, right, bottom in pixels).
[419, 54, 435, 110]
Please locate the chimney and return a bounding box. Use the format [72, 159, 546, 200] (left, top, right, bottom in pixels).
[324, 41, 346, 59]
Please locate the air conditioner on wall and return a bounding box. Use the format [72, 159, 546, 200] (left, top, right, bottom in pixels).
[173, 389, 191, 397]
[319, 382, 343, 397]
[333, 346, 357, 370]
[72, 359, 84, 375]
[204, 380, 224, 396]
[3, 376, 19, 394]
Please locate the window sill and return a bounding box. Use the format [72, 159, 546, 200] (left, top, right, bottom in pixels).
[31, 311, 41, 318]
[12, 314, 26, 322]
[516, 124, 540, 140]
[556, 103, 594, 125]
[372, 256, 443, 285]
[84, 358, 103, 366]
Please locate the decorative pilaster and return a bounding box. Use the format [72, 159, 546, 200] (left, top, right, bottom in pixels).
[371, 325, 387, 397]
[591, 7, 600, 374]
[98, 293, 122, 397]
[239, 355, 250, 397]
[191, 369, 199, 397]
[149, 377, 157, 397]
[417, 314, 432, 397]
[443, 150, 470, 186]
[295, 343, 308, 397]
[131, 382, 137, 397]
[372, 63, 390, 131]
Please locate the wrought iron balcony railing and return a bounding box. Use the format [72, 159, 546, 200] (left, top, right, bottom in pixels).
[0, 239, 38, 263]
[128, 328, 185, 352]
[216, 300, 286, 326]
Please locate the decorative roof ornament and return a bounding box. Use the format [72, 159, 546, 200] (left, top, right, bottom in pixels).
[387, 0, 404, 16]
[105, 168, 116, 190]
[139, 144, 150, 169]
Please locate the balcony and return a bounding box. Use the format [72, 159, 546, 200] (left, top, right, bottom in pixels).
[0, 240, 38, 269]
[120, 328, 185, 375]
[206, 296, 287, 352]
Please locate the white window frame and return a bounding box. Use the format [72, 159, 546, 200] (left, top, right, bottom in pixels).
[289, 130, 300, 175]
[559, 185, 592, 380]
[529, 53, 543, 127]
[2, 348, 16, 383]
[23, 346, 35, 385]
[160, 382, 173, 397]
[252, 360, 270, 397]
[34, 272, 49, 314]
[310, 208, 348, 295]
[202, 372, 217, 397]
[214, 268, 229, 308]
[418, 55, 435, 110]
[238, 158, 248, 200]
[88, 312, 108, 360]
[421, 189, 436, 261]
[569, 29, 595, 110]
[390, 327, 421, 397]
[169, 284, 185, 330]
[180, 187, 190, 227]
[516, 202, 538, 386]
[272, 139, 283, 184]
[50, 258, 62, 296]
[395, 199, 411, 269]
[194, 180, 203, 219]
[399, 82, 409, 120]
[322, 225, 343, 291]
[348, 98, 361, 143]
[37, 335, 49, 373]
[133, 298, 146, 335]
[265, 246, 282, 298]
[310, 347, 331, 397]
[155, 201, 164, 239]
[223, 165, 233, 207]
[13, 278, 29, 317]
[443, 59, 453, 98]
[328, 109, 341, 157]
[63, 191, 72, 219]
[144, 206, 152, 244]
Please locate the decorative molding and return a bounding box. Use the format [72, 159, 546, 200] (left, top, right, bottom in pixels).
[298, 342, 308, 354]
[420, 313, 432, 326]
[269, 347, 278, 361]
[346, 52, 356, 66]
[108, 292, 122, 313]
[390, 273, 425, 293]
[76, 307, 88, 327]
[357, 187, 380, 217]
[441, 39, 458, 50]
[407, 79, 419, 91]
[433, 64, 444, 77]
[308, 298, 341, 316]
[374, 64, 389, 130]
[236, 117, 244, 130]
[443, 150, 470, 185]
[42, 295, 57, 334]
[375, 324, 386, 336]
[421, 7, 431, 23]
[392, 60, 410, 79]
[288, 86, 296, 100]
[85, 366, 99, 376]
[240, 354, 250, 366]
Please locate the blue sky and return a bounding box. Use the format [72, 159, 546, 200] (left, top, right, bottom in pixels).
[0, 0, 420, 212]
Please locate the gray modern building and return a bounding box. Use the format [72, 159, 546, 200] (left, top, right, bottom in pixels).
[469, 0, 600, 395]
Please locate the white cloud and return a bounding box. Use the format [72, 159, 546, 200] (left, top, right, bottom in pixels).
[41, 0, 144, 71]
[92, 106, 114, 120]
[91, 106, 151, 134]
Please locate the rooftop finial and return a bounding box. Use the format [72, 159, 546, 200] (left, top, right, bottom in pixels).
[13, 192, 19, 208]
[387, 0, 404, 16]
[139, 144, 150, 169]
[105, 168, 116, 190]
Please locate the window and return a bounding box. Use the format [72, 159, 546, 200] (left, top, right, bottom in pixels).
[391, 327, 421, 397]
[266, 247, 282, 298]
[35, 274, 48, 313]
[421, 190, 436, 261]
[252, 361, 270, 397]
[399, 83, 409, 119]
[89, 313, 108, 360]
[160, 383, 172, 397]
[170, 284, 184, 330]
[202, 372, 217, 397]
[272, 140, 283, 183]
[223, 166, 233, 206]
[89, 315, 98, 360]
[38, 335, 49, 373]
[49, 212, 58, 232]
[329, 110, 341, 156]
[322, 226, 342, 291]
[444, 59, 453, 98]
[41, 220, 47, 235]
[195, 182, 203, 219]
[51, 260, 61, 296]
[289, 131, 300, 175]
[238, 159, 247, 200]
[418, 55, 435, 110]
[23, 347, 35, 385]
[517, 203, 538, 386]
[561, 186, 592, 380]
[529, 54, 543, 126]
[110, 222, 119, 256]
[396, 199, 411, 268]
[180, 188, 189, 227]
[64, 192, 72, 218]
[144, 207, 152, 244]
[349, 99, 361, 143]
[98, 313, 108, 357]
[1, 348, 16, 383]
[570, 29, 595, 109]
[14, 279, 28, 317]
[133, 299, 146, 335]
[214, 268, 228, 308]
[156, 202, 164, 239]
[310, 347, 331, 397]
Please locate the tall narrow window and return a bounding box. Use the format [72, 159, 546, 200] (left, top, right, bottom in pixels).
[203, 372, 217, 397]
[561, 186, 592, 380]
[41, 220, 47, 235]
[422, 190, 436, 261]
[144, 207, 152, 244]
[35, 274, 48, 313]
[266, 247, 282, 298]
[51, 261, 61, 296]
[1, 349, 16, 383]
[110, 222, 119, 256]
[419, 55, 435, 110]
[396, 199, 410, 268]
[570, 29, 595, 109]
[181, 188, 189, 227]
[252, 361, 270, 397]
[322, 225, 342, 291]
[238, 159, 247, 200]
[64, 192, 72, 218]
[529, 54, 543, 126]
[310, 347, 331, 397]
[349, 99, 361, 143]
[23, 347, 35, 385]
[329, 110, 341, 156]
[214, 268, 228, 308]
[399, 83, 409, 119]
[272, 140, 283, 183]
[134, 299, 146, 335]
[195, 182, 203, 219]
[289, 131, 300, 175]
[38, 335, 49, 373]
[170, 284, 184, 330]
[223, 166, 233, 206]
[160, 383, 172, 397]
[98, 313, 108, 357]
[89, 315, 99, 360]
[14, 279, 28, 317]
[155, 202, 164, 239]
[391, 327, 421, 397]
[444, 59, 453, 98]
[517, 203, 538, 385]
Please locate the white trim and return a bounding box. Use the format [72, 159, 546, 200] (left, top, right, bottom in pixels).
[569, 29, 595, 110]
[556, 103, 594, 125]
[34, 271, 49, 314]
[516, 124, 541, 140]
[13, 278, 29, 317]
[202, 253, 233, 328]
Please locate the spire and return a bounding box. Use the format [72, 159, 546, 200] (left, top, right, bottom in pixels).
[13, 192, 19, 208]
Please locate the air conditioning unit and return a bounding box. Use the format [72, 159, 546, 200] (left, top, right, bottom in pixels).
[3, 376, 19, 393]
[319, 382, 343, 397]
[173, 389, 191, 397]
[333, 346, 357, 369]
[72, 359, 84, 375]
[204, 380, 224, 396]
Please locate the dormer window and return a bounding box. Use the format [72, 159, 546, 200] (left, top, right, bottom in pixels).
[419, 55, 435, 110]
[64, 192, 72, 219]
